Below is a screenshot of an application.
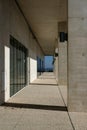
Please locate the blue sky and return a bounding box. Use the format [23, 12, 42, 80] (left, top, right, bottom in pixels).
[44, 56, 53, 69]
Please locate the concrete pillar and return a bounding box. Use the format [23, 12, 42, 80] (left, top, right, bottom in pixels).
[58, 22, 67, 85]
[68, 0, 87, 112]
[27, 53, 30, 85]
[0, 0, 10, 103]
[54, 46, 58, 83]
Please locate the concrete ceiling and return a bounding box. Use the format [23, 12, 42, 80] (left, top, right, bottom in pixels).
[17, 0, 67, 55]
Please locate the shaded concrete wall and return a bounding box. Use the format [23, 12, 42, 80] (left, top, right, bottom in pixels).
[54, 57, 58, 83]
[68, 0, 87, 112]
[58, 22, 67, 85]
[58, 41, 67, 85]
[10, 0, 44, 83]
[0, 0, 44, 103]
[54, 42, 59, 82]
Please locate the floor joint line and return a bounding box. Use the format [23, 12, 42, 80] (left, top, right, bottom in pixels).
[57, 85, 75, 130]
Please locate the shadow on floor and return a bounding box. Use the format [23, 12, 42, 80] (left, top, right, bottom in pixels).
[38, 77, 55, 79]
[2, 103, 67, 112]
[30, 83, 58, 86]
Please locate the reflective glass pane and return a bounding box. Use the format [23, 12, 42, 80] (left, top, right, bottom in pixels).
[10, 36, 27, 97]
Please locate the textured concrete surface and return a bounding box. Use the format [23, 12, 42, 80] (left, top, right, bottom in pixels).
[69, 112, 87, 130]
[68, 0, 87, 112]
[58, 85, 67, 106]
[54, 56, 59, 82]
[58, 83, 87, 130]
[10, 0, 44, 83]
[0, 0, 44, 103]
[0, 73, 87, 130]
[32, 72, 57, 86]
[58, 22, 67, 85]
[17, 0, 67, 55]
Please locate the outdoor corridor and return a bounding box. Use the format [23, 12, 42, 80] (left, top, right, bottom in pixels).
[0, 73, 87, 130]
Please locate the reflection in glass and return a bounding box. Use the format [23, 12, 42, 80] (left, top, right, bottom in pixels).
[10, 36, 27, 97]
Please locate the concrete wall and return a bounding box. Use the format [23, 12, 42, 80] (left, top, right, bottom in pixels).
[58, 41, 67, 85]
[29, 32, 44, 82]
[54, 57, 58, 83]
[58, 22, 67, 85]
[54, 44, 59, 82]
[68, 0, 87, 112]
[0, 0, 44, 103]
[0, 0, 10, 104]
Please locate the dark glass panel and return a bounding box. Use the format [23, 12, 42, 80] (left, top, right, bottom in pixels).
[10, 36, 27, 97]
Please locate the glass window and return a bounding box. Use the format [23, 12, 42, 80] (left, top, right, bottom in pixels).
[10, 36, 27, 97]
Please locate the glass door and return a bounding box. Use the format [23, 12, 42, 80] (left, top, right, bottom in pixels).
[10, 36, 27, 97]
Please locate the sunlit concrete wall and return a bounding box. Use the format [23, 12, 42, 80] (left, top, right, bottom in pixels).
[0, 0, 44, 104]
[29, 42, 44, 82]
[68, 0, 87, 112]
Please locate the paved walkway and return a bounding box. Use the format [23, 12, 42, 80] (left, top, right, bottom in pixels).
[0, 73, 87, 130]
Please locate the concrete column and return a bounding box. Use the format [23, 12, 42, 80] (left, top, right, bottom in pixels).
[58, 22, 67, 85]
[58, 41, 67, 85]
[68, 0, 87, 112]
[27, 53, 30, 85]
[0, 0, 10, 103]
[54, 46, 58, 83]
